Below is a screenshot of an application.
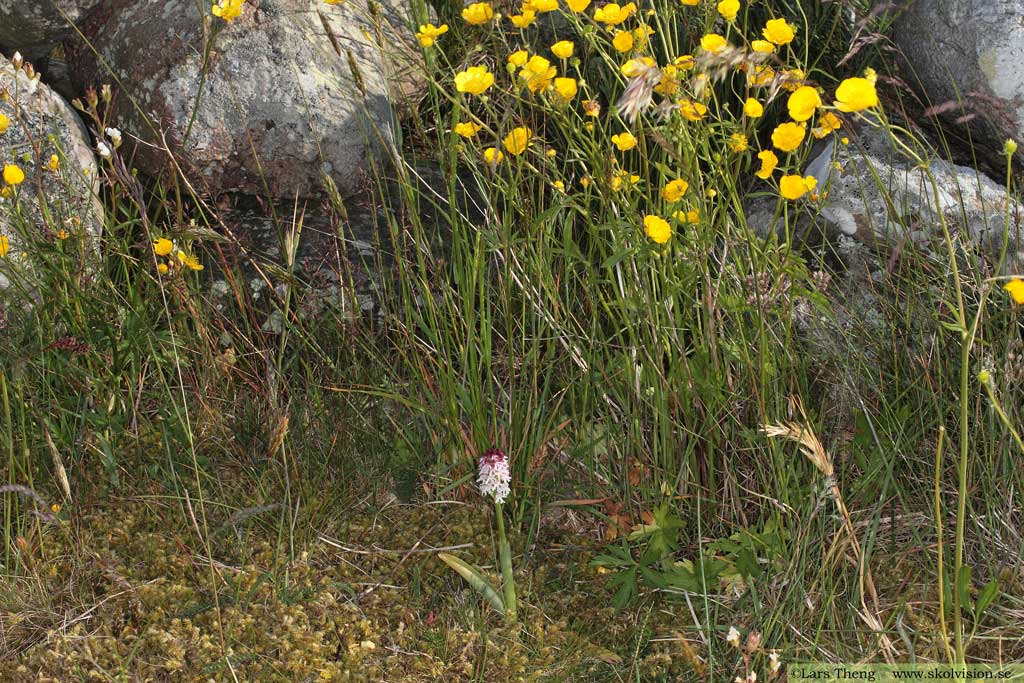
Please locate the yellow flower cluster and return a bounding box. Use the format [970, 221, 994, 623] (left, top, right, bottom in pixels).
[153, 237, 204, 274]
[426, 0, 884, 246]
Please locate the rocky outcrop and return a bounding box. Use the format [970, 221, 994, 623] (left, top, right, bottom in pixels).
[748, 127, 1023, 274]
[892, 0, 1024, 166]
[0, 58, 103, 287]
[0, 0, 103, 63]
[68, 0, 424, 199]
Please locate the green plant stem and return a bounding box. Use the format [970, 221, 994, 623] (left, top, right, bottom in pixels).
[934, 426, 953, 664]
[980, 381, 1024, 455]
[952, 338, 969, 666]
[495, 501, 517, 622]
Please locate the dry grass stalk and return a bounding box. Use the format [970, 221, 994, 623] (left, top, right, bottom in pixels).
[762, 397, 898, 662]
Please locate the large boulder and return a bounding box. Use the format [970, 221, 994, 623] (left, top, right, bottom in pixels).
[748, 126, 1024, 274]
[0, 0, 103, 63]
[0, 58, 103, 288]
[68, 0, 425, 198]
[892, 0, 1024, 165]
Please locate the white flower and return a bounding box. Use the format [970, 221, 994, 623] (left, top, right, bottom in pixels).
[477, 448, 511, 504]
[97, 142, 112, 159]
[11, 52, 22, 69]
[726, 626, 741, 648]
[748, 672, 757, 683]
[105, 127, 123, 148]
[769, 652, 781, 675]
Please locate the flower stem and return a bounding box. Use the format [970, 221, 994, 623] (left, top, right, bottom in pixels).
[495, 501, 517, 622]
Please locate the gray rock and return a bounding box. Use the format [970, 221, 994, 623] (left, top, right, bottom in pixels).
[748, 126, 1023, 273]
[68, 0, 423, 199]
[0, 59, 103, 288]
[0, 0, 103, 64]
[892, 0, 1024, 165]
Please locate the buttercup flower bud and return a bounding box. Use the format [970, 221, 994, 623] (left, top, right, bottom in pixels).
[1004, 139, 1018, 156]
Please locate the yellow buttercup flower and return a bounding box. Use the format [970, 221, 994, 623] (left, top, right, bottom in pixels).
[553, 77, 578, 101]
[0, 114, 9, 134]
[762, 18, 795, 45]
[633, 25, 654, 48]
[3, 164, 25, 185]
[750, 39, 775, 54]
[787, 86, 822, 122]
[717, 0, 739, 22]
[484, 147, 504, 165]
[1005, 278, 1024, 304]
[510, 10, 537, 27]
[56, 229, 69, 240]
[612, 31, 634, 52]
[610, 170, 640, 191]
[593, 2, 636, 25]
[177, 250, 204, 271]
[654, 68, 680, 96]
[643, 215, 672, 244]
[812, 111, 842, 138]
[551, 40, 575, 59]
[528, 0, 558, 11]
[566, 0, 591, 10]
[611, 131, 638, 151]
[0, 235, 8, 257]
[748, 64, 775, 87]
[743, 97, 764, 118]
[834, 77, 878, 112]
[674, 209, 700, 224]
[700, 33, 728, 53]
[673, 55, 695, 70]
[779, 174, 817, 200]
[728, 133, 748, 153]
[679, 0, 699, 5]
[157, 262, 169, 275]
[771, 122, 805, 152]
[678, 100, 707, 121]
[519, 55, 557, 93]
[462, 2, 494, 24]
[455, 65, 494, 95]
[661, 178, 689, 202]
[454, 121, 483, 137]
[212, 0, 244, 21]
[502, 126, 532, 155]
[47, 154, 60, 172]
[508, 50, 529, 67]
[755, 150, 778, 179]
[621, 57, 656, 77]
[416, 23, 449, 48]
[154, 238, 174, 256]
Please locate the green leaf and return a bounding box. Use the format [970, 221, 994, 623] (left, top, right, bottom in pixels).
[438, 553, 505, 614]
[736, 547, 762, 581]
[975, 579, 999, 621]
[957, 565, 973, 613]
[609, 567, 638, 610]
